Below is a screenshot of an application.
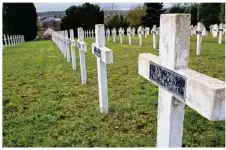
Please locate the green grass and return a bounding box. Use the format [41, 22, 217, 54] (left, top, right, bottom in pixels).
[3, 34, 225, 147]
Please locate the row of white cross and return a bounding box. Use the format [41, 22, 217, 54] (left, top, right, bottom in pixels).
[195, 22, 224, 56]
[105, 25, 159, 48]
[51, 14, 224, 148]
[84, 30, 95, 39]
[3, 35, 25, 48]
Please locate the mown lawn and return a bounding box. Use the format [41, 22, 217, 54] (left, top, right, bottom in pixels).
[2, 34, 225, 147]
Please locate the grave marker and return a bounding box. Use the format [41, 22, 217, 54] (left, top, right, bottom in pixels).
[138, 26, 143, 46]
[77, 27, 87, 84]
[7, 35, 11, 47]
[69, 29, 76, 70]
[91, 24, 113, 113]
[127, 27, 132, 45]
[196, 22, 204, 55]
[118, 28, 123, 44]
[106, 29, 110, 41]
[138, 14, 225, 147]
[112, 28, 116, 43]
[4, 35, 7, 47]
[132, 27, 136, 37]
[212, 24, 218, 37]
[151, 25, 157, 49]
[218, 23, 223, 44]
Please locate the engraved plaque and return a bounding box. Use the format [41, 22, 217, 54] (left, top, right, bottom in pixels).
[152, 31, 156, 34]
[218, 29, 223, 32]
[149, 61, 186, 100]
[94, 46, 101, 58]
[196, 31, 202, 35]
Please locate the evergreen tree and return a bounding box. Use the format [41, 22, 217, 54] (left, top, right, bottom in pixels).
[140, 3, 166, 27]
[198, 3, 221, 30]
[3, 3, 37, 41]
[61, 3, 104, 37]
[105, 14, 129, 29]
[219, 3, 225, 23]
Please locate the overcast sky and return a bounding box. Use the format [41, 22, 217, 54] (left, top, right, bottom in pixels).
[34, 3, 173, 12]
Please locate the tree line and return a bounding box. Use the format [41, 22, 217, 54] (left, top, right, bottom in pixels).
[2, 3, 225, 41]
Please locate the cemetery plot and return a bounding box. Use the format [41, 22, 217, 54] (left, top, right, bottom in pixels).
[3, 29, 225, 147]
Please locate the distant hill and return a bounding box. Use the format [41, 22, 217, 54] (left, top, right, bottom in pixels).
[37, 11, 65, 18]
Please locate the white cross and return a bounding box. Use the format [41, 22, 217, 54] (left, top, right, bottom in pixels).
[196, 22, 204, 55]
[112, 28, 116, 43]
[138, 14, 225, 147]
[151, 25, 157, 49]
[218, 23, 223, 44]
[91, 24, 113, 113]
[212, 24, 218, 37]
[127, 27, 132, 45]
[137, 26, 143, 46]
[65, 30, 71, 62]
[7, 35, 11, 47]
[69, 29, 76, 71]
[4, 35, 7, 47]
[118, 28, 123, 44]
[77, 27, 87, 84]
[122, 28, 125, 37]
[132, 27, 135, 37]
[91, 30, 94, 39]
[106, 29, 110, 41]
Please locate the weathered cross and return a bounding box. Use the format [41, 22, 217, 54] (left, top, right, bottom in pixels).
[91, 24, 113, 113]
[127, 27, 132, 45]
[112, 28, 116, 43]
[137, 26, 143, 46]
[77, 27, 87, 84]
[196, 22, 204, 55]
[118, 28, 123, 44]
[4, 35, 7, 47]
[69, 29, 76, 70]
[151, 25, 157, 49]
[106, 29, 110, 41]
[218, 23, 223, 44]
[91, 30, 94, 39]
[212, 24, 218, 37]
[7, 35, 11, 47]
[138, 14, 225, 147]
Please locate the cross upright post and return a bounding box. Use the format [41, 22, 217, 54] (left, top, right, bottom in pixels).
[92, 24, 113, 114]
[77, 27, 87, 84]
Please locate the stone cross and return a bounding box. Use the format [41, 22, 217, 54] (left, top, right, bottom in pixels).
[212, 24, 218, 37]
[7, 35, 11, 47]
[112, 28, 116, 43]
[10, 35, 13, 46]
[132, 27, 135, 37]
[122, 28, 125, 37]
[138, 14, 225, 147]
[4, 35, 7, 47]
[202, 27, 207, 36]
[218, 23, 223, 44]
[192, 26, 197, 35]
[89, 30, 92, 39]
[65, 30, 71, 62]
[91, 24, 113, 113]
[127, 27, 132, 45]
[106, 29, 110, 41]
[196, 22, 204, 55]
[77, 27, 87, 84]
[61, 31, 66, 58]
[91, 30, 94, 39]
[118, 28, 123, 44]
[69, 29, 76, 70]
[151, 25, 157, 49]
[137, 26, 143, 46]
[190, 25, 193, 36]
[209, 25, 213, 34]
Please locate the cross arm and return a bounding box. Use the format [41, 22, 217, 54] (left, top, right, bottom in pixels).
[77, 40, 87, 52]
[138, 53, 225, 121]
[92, 43, 113, 64]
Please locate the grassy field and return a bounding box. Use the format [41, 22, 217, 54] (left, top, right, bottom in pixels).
[3, 34, 225, 147]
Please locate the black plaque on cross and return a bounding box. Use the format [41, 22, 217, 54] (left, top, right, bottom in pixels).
[196, 31, 202, 35]
[94, 46, 101, 58]
[149, 61, 186, 100]
[218, 29, 223, 32]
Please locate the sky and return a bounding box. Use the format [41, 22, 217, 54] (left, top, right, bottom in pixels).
[34, 3, 173, 12]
